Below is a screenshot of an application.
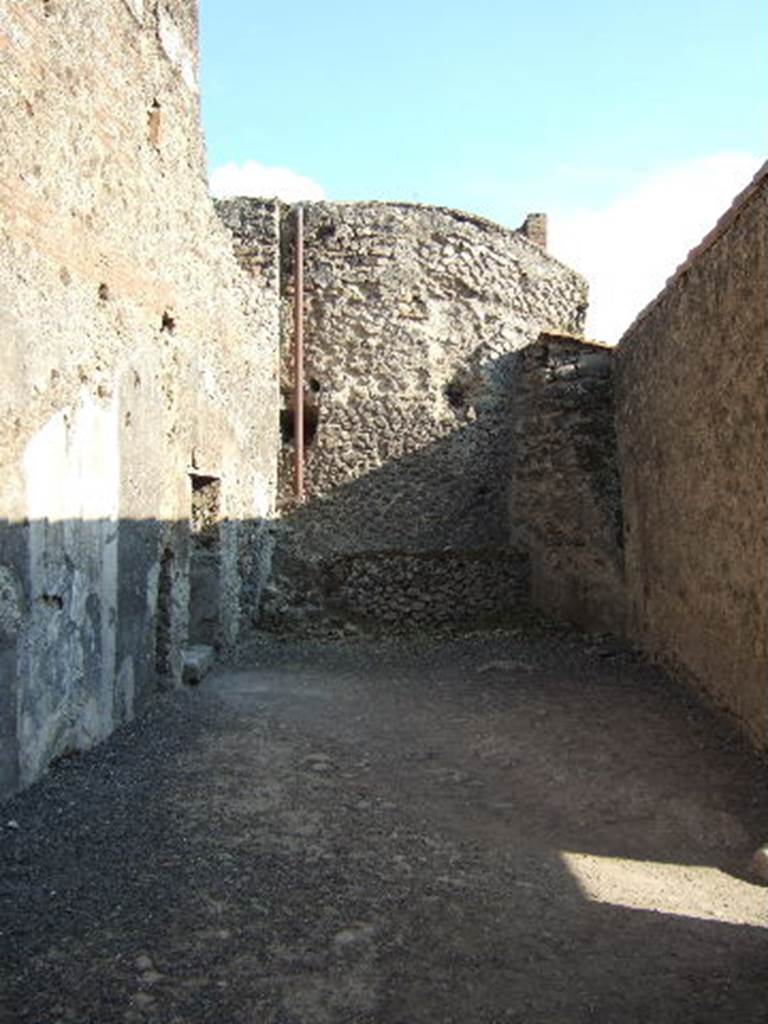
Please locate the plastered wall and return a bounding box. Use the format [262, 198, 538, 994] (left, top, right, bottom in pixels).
[615, 166, 768, 746]
[0, 0, 278, 797]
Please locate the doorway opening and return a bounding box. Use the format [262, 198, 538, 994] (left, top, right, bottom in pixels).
[189, 473, 221, 648]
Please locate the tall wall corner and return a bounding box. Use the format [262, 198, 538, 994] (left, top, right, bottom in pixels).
[614, 165, 768, 747]
[509, 332, 625, 635]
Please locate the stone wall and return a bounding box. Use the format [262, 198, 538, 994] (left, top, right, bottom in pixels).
[615, 164, 768, 746]
[510, 334, 625, 634]
[0, 0, 278, 797]
[219, 199, 587, 631]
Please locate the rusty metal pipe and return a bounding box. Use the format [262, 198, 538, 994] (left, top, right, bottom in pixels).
[293, 205, 305, 503]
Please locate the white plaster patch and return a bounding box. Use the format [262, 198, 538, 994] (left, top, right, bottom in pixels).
[24, 410, 66, 526]
[20, 393, 120, 785]
[253, 472, 272, 519]
[157, 6, 197, 92]
[23, 394, 120, 525]
[201, 364, 217, 399]
[120, 0, 144, 24]
[0, 10, 26, 50]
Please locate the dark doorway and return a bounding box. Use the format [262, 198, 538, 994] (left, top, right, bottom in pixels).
[189, 474, 221, 648]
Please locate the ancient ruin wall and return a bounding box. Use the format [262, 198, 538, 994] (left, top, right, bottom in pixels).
[0, 1, 279, 797]
[509, 335, 625, 634]
[615, 166, 768, 746]
[220, 199, 587, 630]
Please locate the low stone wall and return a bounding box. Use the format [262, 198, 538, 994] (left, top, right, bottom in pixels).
[615, 164, 768, 746]
[262, 547, 530, 633]
[509, 335, 625, 634]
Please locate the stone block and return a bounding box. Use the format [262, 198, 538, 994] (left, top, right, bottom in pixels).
[182, 645, 215, 686]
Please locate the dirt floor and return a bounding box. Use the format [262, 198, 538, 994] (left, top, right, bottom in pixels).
[1, 626, 767, 1023]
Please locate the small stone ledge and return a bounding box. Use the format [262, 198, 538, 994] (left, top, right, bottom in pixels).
[182, 645, 215, 686]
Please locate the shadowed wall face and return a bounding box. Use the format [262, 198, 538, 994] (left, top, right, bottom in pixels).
[218, 199, 588, 631]
[0, 1, 278, 798]
[615, 174, 768, 747]
[510, 335, 625, 634]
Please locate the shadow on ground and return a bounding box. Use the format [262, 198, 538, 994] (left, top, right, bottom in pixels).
[1, 627, 766, 1023]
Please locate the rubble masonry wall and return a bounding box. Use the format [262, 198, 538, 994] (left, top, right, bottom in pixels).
[0, 0, 279, 797]
[510, 335, 625, 635]
[218, 198, 588, 632]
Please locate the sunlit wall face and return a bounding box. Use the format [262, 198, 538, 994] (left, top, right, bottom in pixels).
[0, 0, 279, 799]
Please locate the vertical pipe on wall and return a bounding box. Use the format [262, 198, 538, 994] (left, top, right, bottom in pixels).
[293, 205, 305, 504]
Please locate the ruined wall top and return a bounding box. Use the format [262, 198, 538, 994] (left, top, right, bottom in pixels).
[518, 212, 548, 249]
[218, 197, 577, 285]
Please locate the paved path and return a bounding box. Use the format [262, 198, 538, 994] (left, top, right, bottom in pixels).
[1, 629, 766, 1023]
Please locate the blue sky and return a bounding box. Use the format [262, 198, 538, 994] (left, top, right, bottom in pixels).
[200, 1, 765, 340]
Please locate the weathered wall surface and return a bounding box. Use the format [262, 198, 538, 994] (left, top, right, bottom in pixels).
[615, 166, 768, 746]
[0, 1, 278, 797]
[510, 335, 625, 634]
[220, 199, 587, 631]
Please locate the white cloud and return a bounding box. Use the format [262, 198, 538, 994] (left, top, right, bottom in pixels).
[209, 160, 326, 202]
[549, 152, 762, 343]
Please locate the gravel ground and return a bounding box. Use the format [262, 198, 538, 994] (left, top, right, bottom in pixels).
[1, 626, 766, 1023]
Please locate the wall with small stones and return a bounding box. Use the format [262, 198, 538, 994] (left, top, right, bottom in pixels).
[0, 1, 278, 798]
[615, 164, 768, 747]
[509, 334, 625, 634]
[220, 199, 587, 631]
